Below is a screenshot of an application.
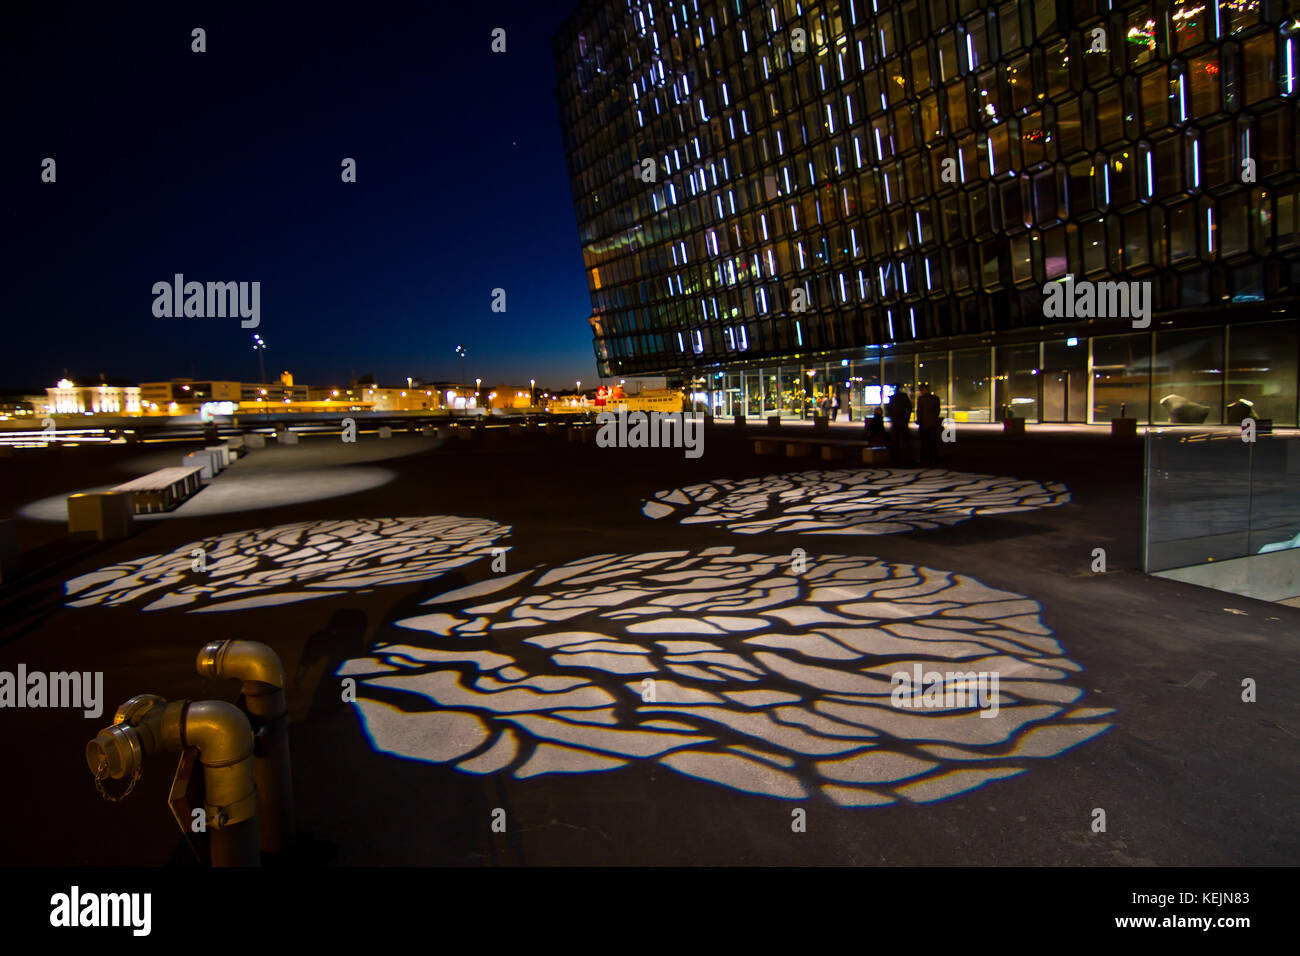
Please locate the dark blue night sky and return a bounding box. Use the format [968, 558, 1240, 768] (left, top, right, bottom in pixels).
[4, 1, 595, 391]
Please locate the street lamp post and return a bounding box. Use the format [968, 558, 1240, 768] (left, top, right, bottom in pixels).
[252, 334, 267, 387]
[454, 345, 467, 417]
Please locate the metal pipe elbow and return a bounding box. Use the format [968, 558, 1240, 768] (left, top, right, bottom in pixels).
[196, 639, 285, 689]
[178, 700, 254, 767]
[178, 700, 257, 828]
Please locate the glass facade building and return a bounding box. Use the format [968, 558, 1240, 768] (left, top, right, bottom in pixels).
[554, 0, 1300, 424]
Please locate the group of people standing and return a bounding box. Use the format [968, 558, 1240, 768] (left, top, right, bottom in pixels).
[863, 384, 942, 465]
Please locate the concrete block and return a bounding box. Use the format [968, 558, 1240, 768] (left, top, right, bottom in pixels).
[1002, 417, 1026, 435]
[767, 416, 781, 430]
[510, 423, 524, 437]
[862, 446, 889, 465]
[733, 414, 747, 427]
[378, 426, 393, 439]
[785, 443, 812, 458]
[244, 434, 266, 450]
[67, 492, 133, 542]
[204, 445, 230, 470]
[278, 430, 300, 445]
[813, 415, 829, 433]
[819, 444, 844, 461]
[1111, 417, 1137, 438]
[182, 451, 218, 479]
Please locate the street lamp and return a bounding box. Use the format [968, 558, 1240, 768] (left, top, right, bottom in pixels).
[530, 378, 535, 406]
[252, 334, 267, 385]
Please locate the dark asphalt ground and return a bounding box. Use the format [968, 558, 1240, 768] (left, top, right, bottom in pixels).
[0, 423, 1296, 866]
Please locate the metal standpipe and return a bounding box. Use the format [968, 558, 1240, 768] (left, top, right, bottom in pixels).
[196, 639, 295, 855]
[86, 694, 259, 867]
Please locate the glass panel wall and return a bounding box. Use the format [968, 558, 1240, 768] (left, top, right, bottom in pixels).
[723, 372, 744, 417]
[917, 351, 950, 420]
[882, 353, 916, 409]
[807, 364, 834, 418]
[779, 365, 804, 417]
[1091, 333, 1151, 422]
[763, 369, 781, 416]
[744, 371, 762, 416]
[952, 347, 993, 422]
[1152, 328, 1225, 424]
[995, 343, 1041, 421]
[849, 356, 883, 421]
[1041, 338, 1089, 421]
[1227, 320, 1299, 426]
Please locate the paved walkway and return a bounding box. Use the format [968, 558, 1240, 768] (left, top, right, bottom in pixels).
[0, 426, 1295, 865]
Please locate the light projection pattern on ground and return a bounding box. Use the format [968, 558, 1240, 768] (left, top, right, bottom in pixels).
[63, 516, 510, 613]
[345, 548, 1111, 805]
[641, 468, 1071, 535]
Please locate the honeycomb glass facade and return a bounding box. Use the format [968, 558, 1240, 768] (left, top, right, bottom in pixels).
[554, 0, 1300, 424]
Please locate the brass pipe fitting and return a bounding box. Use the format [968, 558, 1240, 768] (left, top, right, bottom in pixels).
[196, 639, 295, 854]
[86, 694, 259, 866]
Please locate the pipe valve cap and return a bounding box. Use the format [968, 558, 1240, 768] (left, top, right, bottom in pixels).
[86, 725, 140, 780]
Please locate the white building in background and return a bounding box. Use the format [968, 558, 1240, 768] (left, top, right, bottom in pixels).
[46, 379, 142, 415]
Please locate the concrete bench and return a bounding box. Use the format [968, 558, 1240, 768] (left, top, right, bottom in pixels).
[111, 465, 206, 514]
[67, 491, 134, 539]
[753, 435, 890, 465]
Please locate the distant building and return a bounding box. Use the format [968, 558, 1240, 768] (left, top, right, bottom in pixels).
[139, 379, 242, 414]
[0, 389, 47, 417]
[487, 385, 535, 410]
[47, 378, 141, 415]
